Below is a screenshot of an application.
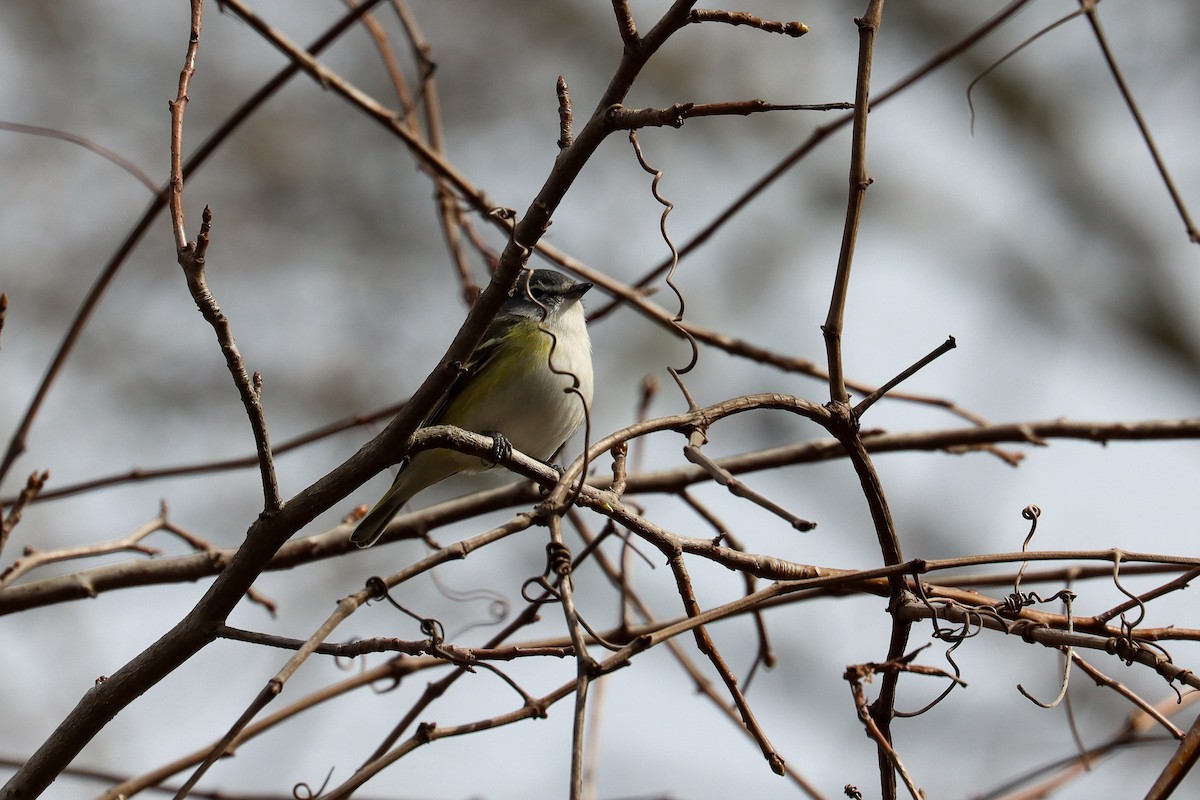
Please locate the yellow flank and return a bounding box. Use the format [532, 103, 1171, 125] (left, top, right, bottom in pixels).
[442, 317, 552, 421]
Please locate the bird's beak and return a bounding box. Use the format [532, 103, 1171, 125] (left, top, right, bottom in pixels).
[564, 281, 592, 300]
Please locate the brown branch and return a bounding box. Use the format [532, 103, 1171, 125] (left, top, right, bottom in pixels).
[605, 99, 852, 130]
[544, 517, 598, 800]
[685, 99, 852, 115]
[0, 469, 46, 558]
[0, 509, 165, 589]
[177, 208, 281, 513]
[167, 0, 202, 253]
[823, 10, 904, 796]
[557, 75, 574, 149]
[1, 400, 407, 507]
[688, 9, 809, 37]
[177, 512, 537, 796]
[611, 0, 639, 48]
[1079, 1, 1199, 244]
[822, 3, 882, 406]
[2, 2, 707, 795]
[853, 336, 957, 417]
[667, 550, 786, 775]
[845, 663, 924, 799]
[101, 656, 418, 800]
[348, 0, 418, 124]
[573, 511, 825, 797]
[1070, 653, 1183, 739]
[0, 121, 158, 193]
[683, 429, 815, 530]
[607, 101, 693, 129]
[389, 0, 481, 306]
[3, 414, 1199, 615]
[587, 0, 1034, 361]
[1145, 706, 1200, 798]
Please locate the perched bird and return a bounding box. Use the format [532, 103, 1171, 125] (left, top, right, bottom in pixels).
[351, 269, 594, 548]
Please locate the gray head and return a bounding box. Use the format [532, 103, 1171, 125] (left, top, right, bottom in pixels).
[502, 269, 592, 320]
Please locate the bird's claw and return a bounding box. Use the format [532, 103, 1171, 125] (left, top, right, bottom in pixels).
[484, 431, 513, 466]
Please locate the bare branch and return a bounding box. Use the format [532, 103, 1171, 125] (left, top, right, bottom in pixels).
[0, 121, 158, 193]
[167, 0, 203, 253]
[0, 469, 46, 558]
[557, 75, 574, 149]
[176, 207, 281, 512]
[1079, 1, 1199, 244]
[0, 0, 391, 491]
[688, 8, 809, 37]
[822, 3, 883, 406]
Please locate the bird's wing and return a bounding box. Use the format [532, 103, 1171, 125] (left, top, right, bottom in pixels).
[421, 315, 512, 427]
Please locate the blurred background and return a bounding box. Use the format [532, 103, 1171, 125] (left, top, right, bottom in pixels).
[2, 1, 1199, 797]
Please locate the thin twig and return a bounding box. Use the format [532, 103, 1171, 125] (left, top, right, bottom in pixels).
[688, 9, 808, 37]
[605, 99, 849, 129]
[1079, 0, 1199, 244]
[167, 0, 203, 253]
[666, 551, 786, 775]
[585, 0, 1034, 335]
[822, 3, 882, 406]
[1, 400, 407, 507]
[0, 469, 47, 558]
[846, 664, 924, 799]
[853, 336, 956, 417]
[683, 429, 816, 531]
[176, 208, 282, 512]
[4, 413, 1200, 615]
[175, 513, 536, 797]
[0, 0, 390, 493]
[0, 503, 163, 588]
[1145, 709, 1200, 799]
[0, 121, 158, 193]
[557, 75, 574, 149]
[389, 0, 480, 305]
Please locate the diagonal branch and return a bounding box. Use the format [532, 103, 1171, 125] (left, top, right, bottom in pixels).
[0, 2, 706, 796]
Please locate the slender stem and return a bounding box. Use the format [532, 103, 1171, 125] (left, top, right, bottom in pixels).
[823, 2, 883, 405]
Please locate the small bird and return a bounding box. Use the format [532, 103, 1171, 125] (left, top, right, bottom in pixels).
[351, 269, 594, 548]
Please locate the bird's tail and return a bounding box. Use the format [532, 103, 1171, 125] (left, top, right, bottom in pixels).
[350, 451, 463, 548]
[350, 480, 414, 549]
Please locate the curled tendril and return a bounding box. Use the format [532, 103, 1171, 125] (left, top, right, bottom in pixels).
[996, 587, 1077, 618]
[519, 574, 560, 604]
[547, 540, 572, 575]
[1010, 503, 1042, 603]
[628, 130, 698, 374]
[1110, 551, 1147, 640]
[519, 542, 574, 604]
[364, 575, 388, 601]
[898, 575, 977, 716]
[292, 766, 334, 799]
[1017, 591, 1076, 708]
[362, 575, 445, 644]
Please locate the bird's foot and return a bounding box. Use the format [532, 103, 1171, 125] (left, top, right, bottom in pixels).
[483, 431, 513, 466]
